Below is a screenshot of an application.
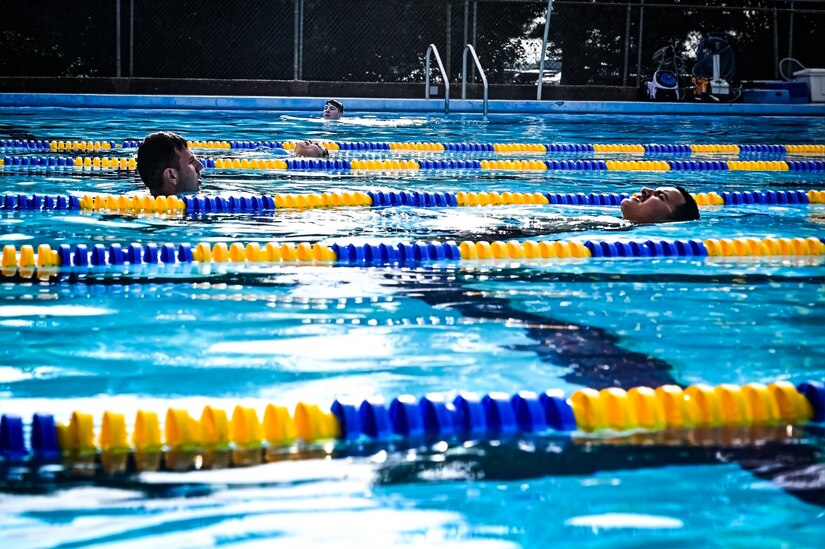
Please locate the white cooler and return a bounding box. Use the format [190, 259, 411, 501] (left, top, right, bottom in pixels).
[794, 68, 825, 102]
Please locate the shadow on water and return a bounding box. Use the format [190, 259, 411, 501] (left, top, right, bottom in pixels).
[378, 268, 825, 507]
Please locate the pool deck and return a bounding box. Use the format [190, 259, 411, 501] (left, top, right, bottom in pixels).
[2, 93, 825, 116]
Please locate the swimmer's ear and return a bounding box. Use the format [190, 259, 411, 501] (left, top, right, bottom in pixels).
[163, 166, 177, 185]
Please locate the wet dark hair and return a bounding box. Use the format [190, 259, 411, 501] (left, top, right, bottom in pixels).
[672, 186, 700, 221]
[136, 132, 187, 191]
[325, 99, 344, 114]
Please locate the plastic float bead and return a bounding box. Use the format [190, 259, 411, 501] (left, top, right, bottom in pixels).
[331, 400, 362, 440]
[536, 390, 575, 431]
[797, 381, 825, 422]
[67, 411, 96, 458]
[768, 381, 813, 422]
[0, 415, 25, 461]
[570, 388, 606, 432]
[192, 242, 212, 262]
[100, 411, 130, 474]
[685, 384, 721, 427]
[264, 404, 297, 446]
[535, 241, 557, 258]
[16, 244, 34, 268]
[600, 387, 637, 430]
[89, 244, 107, 266]
[626, 387, 666, 430]
[517, 240, 537, 258]
[162, 409, 200, 464]
[389, 395, 425, 437]
[654, 385, 694, 428]
[36, 244, 54, 267]
[713, 384, 752, 426]
[452, 393, 488, 436]
[481, 392, 518, 435]
[244, 242, 262, 261]
[230, 405, 263, 465]
[419, 394, 458, 437]
[475, 241, 493, 259]
[741, 383, 780, 425]
[459, 241, 477, 259]
[359, 398, 392, 439]
[263, 242, 282, 261]
[211, 242, 230, 262]
[177, 243, 193, 263]
[295, 402, 338, 440]
[805, 237, 825, 254]
[31, 413, 60, 462]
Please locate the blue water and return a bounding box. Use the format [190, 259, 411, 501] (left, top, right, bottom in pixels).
[1, 107, 824, 548]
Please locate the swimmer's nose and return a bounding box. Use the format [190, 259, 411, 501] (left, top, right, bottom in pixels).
[640, 187, 653, 199]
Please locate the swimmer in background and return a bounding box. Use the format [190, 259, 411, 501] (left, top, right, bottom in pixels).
[293, 140, 329, 158]
[136, 131, 203, 196]
[444, 185, 700, 241]
[620, 186, 700, 224]
[323, 99, 344, 120]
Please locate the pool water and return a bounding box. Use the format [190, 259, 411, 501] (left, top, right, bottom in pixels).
[1, 107, 824, 548]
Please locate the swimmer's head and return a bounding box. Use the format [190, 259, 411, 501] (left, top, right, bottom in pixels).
[324, 99, 344, 120]
[137, 131, 203, 196]
[294, 140, 329, 158]
[620, 186, 700, 224]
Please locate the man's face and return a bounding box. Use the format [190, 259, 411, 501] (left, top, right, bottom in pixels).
[173, 146, 203, 193]
[323, 102, 342, 120]
[294, 140, 327, 158]
[620, 186, 686, 223]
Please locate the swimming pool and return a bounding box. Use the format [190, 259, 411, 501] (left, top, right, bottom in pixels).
[1, 102, 824, 548]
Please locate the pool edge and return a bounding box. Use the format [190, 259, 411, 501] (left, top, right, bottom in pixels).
[2, 93, 825, 116]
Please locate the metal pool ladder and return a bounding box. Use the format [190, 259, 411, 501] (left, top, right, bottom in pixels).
[461, 44, 489, 116]
[425, 44, 450, 114]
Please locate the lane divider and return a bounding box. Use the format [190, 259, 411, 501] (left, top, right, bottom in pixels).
[5, 140, 823, 156]
[2, 237, 824, 277]
[0, 381, 821, 474]
[4, 155, 825, 172]
[1, 189, 823, 215]
[0, 156, 139, 170]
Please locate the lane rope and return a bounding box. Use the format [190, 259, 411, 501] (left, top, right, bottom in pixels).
[4, 156, 825, 172]
[0, 380, 821, 474]
[2, 237, 824, 279]
[3, 139, 824, 156]
[1, 189, 823, 215]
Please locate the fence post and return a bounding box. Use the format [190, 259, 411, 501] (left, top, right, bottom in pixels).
[293, 0, 300, 80]
[446, 1, 452, 82]
[463, 0, 470, 87]
[622, 2, 631, 86]
[298, 0, 304, 79]
[773, 6, 779, 79]
[788, 1, 795, 60]
[463, 0, 469, 47]
[115, 0, 121, 77]
[635, 0, 644, 87]
[472, 1, 478, 82]
[129, 0, 134, 77]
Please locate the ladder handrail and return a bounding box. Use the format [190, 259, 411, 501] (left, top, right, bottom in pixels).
[425, 44, 450, 114]
[461, 44, 489, 116]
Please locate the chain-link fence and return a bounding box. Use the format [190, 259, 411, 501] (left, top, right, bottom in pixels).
[2, 0, 824, 88]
